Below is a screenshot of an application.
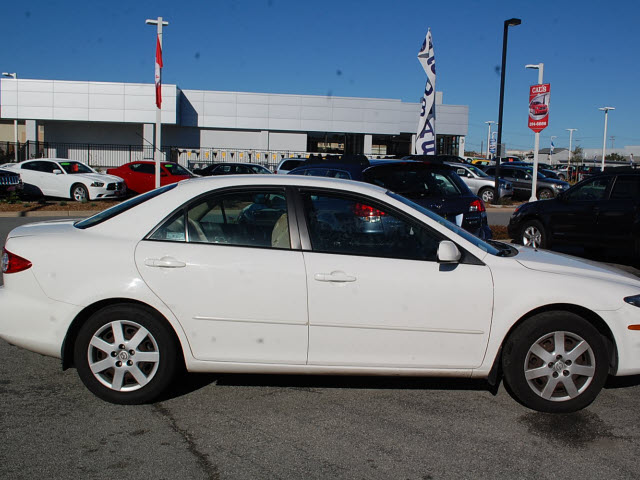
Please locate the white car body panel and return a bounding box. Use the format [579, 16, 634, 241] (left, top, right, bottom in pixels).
[1, 175, 640, 384]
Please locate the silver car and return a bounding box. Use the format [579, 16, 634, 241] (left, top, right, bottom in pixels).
[445, 162, 513, 203]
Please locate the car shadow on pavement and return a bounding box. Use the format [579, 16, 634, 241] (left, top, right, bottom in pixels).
[160, 372, 496, 402]
[604, 374, 640, 389]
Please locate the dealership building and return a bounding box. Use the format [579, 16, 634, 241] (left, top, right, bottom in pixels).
[0, 78, 469, 169]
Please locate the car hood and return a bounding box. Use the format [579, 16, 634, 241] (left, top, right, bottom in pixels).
[513, 245, 640, 286]
[70, 173, 123, 183]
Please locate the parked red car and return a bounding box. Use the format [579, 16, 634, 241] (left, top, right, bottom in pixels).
[107, 161, 194, 194]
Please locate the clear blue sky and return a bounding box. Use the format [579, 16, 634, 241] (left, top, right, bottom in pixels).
[1, 0, 637, 153]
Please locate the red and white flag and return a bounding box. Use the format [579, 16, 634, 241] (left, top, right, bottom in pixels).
[155, 36, 163, 108]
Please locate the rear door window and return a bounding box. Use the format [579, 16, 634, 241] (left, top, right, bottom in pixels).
[610, 176, 640, 200]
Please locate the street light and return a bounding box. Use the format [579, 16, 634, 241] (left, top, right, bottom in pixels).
[485, 121, 495, 159]
[525, 63, 543, 202]
[566, 128, 577, 178]
[146, 17, 169, 189]
[2, 72, 18, 163]
[599, 107, 615, 171]
[494, 17, 521, 204]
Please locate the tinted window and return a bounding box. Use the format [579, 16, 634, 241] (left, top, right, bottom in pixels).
[280, 160, 303, 170]
[301, 191, 441, 261]
[130, 163, 155, 174]
[163, 163, 192, 176]
[327, 169, 352, 179]
[22, 161, 57, 173]
[150, 189, 290, 249]
[566, 177, 610, 201]
[59, 161, 93, 174]
[610, 176, 640, 200]
[364, 165, 462, 199]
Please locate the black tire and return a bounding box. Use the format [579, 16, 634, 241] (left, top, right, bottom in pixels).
[74, 304, 179, 404]
[519, 219, 547, 249]
[537, 188, 553, 200]
[502, 312, 609, 413]
[71, 183, 89, 202]
[478, 187, 495, 204]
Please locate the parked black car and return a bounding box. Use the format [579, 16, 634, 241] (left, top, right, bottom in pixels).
[289, 157, 492, 239]
[484, 165, 570, 199]
[192, 162, 272, 176]
[0, 167, 22, 197]
[507, 168, 640, 260]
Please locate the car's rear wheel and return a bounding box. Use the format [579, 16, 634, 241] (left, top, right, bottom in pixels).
[520, 219, 546, 248]
[479, 187, 495, 204]
[74, 304, 179, 404]
[502, 312, 609, 413]
[71, 183, 89, 202]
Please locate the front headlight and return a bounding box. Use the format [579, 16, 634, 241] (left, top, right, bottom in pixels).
[624, 295, 640, 308]
[90, 182, 104, 187]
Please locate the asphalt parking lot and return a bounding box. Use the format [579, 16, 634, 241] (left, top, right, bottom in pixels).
[2, 216, 640, 479]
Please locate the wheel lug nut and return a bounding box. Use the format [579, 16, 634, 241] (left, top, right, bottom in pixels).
[129, 350, 135, 355]
[566, 360, 572, 366]
[552, 372, 559, 378]
[111, 352, 117, 357]
[127, 360, 133, 366]
[563, 370, 570, 376]
[116, 361, 122, 367]
[119, 344, 125, 350]
[548, 362, 554, 368]
[556, 355, 562, 360]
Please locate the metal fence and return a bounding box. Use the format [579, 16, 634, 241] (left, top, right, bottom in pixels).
[0, 141, 393, 172]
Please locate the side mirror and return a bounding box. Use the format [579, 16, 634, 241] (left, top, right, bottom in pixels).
[53, 169, 63, 175]
[437, 240, 461, 263]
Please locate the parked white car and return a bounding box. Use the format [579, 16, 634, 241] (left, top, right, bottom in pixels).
[2, 158, 126, 201]
[2, 175, 640, 413]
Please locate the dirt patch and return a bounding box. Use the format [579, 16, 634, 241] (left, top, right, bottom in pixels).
[0, 200, 120, 212]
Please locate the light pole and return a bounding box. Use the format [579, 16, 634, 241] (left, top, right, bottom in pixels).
[525, 63, 543, 202]
[485, 121, 495, 159]
[494, 17, 521, 204]
[599, 107, 615, 171]
[566, 128, 577, 178]
[2, 72, 18, 162]
[146, 17, 169, 189]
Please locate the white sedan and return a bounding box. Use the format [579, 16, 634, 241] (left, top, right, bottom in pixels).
[1, 175, 640, 413]
[2, 158, 126, 201]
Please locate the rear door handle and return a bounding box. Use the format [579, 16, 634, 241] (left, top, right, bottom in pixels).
[144, 257, 186, 268]
[314, 271, 357, 283]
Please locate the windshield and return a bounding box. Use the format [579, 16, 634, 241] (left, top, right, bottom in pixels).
[466, 165, 489, 177]
[163, 163, 193, 176]
[387, 191, 501, 256]
[59, 161, 95, 174]
[75, 184, 177, 229]
[249, 165, 272, 174]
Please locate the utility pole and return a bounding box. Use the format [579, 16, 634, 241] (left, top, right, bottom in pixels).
[566, 128, 577, 179]
[146, 16, 169, 189]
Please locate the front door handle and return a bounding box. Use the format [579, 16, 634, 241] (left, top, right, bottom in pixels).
[314, 271, 357, 283]
[144, 256, 186, 268]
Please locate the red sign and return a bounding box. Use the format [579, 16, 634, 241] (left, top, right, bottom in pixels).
[528, 83, 550, 133]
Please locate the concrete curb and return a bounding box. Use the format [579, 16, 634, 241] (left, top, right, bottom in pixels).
[0, 210, 101, 218]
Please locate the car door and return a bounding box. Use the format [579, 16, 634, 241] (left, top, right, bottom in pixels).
[297, 189, 494, 369]
[597, 175, 640, 254]
[135, 187, 309, 364]
[20, 160, 61, 196]
[129, 163, 155, 192]
[549, 176, 612, 246]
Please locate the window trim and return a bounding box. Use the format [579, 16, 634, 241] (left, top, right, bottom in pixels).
[144, 185, 301, 251]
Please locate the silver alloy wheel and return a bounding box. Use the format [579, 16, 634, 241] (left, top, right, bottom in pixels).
[73, 185, 88, 202]
[87, 320, 160, 392]
[480, 188, 494, 203]
[522, 225, 542, 248]
[523, 331, 596, 402]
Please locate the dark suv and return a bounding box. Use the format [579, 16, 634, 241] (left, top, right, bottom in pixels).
[289, 157, 492, 239]
[484, 165, 569, 199]
[508, 167, 640, 260]
[0, 167, 22, 197]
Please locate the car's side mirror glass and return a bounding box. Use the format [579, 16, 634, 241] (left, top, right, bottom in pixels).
[53, 169, 63, 175]
[437, 240, 461, 263]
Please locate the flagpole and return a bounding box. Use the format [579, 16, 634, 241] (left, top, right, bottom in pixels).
[146, 16, 169, 189]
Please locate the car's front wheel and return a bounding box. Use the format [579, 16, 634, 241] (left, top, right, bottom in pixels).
[74, 304, 179, 404]
[502, 312, 609, 413]
[537, 188, 553, 200]
[71, 183, 89, 202]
